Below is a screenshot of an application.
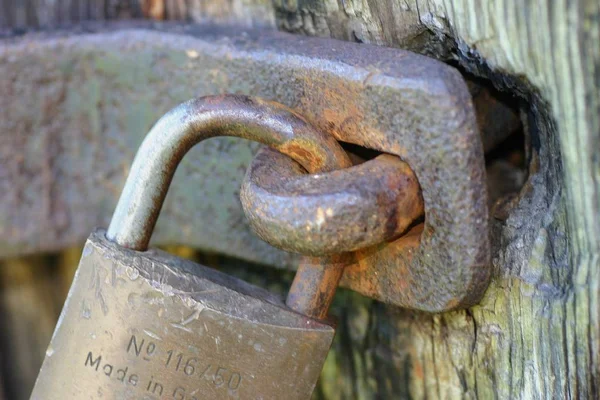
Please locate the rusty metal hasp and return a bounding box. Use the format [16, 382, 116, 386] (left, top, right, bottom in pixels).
[3, 24, 490, 312]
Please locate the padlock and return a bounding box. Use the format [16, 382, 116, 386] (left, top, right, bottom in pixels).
[31, 95, 353, 400]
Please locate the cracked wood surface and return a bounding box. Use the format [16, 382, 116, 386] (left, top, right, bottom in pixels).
[0, 1, 599, 399]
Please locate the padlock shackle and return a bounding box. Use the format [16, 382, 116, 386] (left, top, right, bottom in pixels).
[106, 95, 351, 251]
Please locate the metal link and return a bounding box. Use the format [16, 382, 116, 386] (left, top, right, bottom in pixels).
[241, 148, 424, 256]
[242, 148, 425, 319]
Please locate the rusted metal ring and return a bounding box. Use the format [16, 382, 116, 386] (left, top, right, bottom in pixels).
[241, 148, 424, 256]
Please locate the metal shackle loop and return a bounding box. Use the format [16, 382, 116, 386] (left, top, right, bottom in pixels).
[241, 148, 424, 256]
[106, 95, 351, 251]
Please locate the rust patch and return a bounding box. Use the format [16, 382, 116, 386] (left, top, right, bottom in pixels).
[242, 150, 423, 256]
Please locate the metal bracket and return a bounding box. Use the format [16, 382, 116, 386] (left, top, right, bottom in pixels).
[230, 27, 490, 311]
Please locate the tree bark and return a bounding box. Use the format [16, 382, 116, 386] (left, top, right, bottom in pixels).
[0, 1, 598, 399]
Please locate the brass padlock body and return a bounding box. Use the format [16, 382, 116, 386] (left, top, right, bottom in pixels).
[32, 230, 333, 399]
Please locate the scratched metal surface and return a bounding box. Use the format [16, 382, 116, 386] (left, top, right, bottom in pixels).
[31, 230, 334, 399]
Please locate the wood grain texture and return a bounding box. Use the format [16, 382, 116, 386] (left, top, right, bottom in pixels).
[278, 2, 599, 398]
[0, 0, 598, 399]
[305, 2, 599, 398]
